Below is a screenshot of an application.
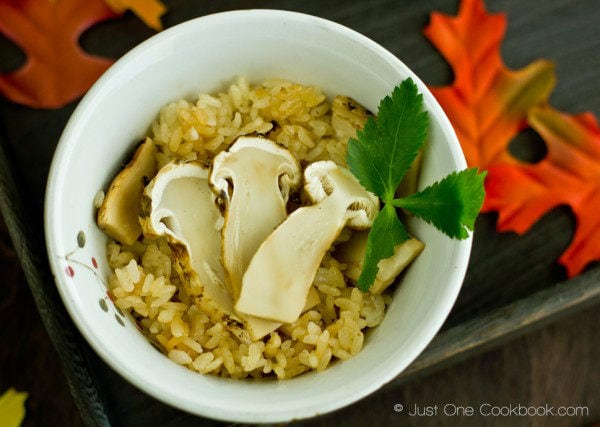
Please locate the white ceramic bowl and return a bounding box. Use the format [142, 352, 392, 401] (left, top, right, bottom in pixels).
[45, 9, 470, 423]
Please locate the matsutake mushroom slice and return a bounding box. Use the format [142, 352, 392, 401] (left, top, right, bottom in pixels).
[236, 161, 379, 324]
[140, 162, 234, 313]
[97, 138, 157, 245]
[209, 136, 301, 300]
[140, 161, 285, 341]
[335, 231, 425, 294]
[247, 286, 321, 340]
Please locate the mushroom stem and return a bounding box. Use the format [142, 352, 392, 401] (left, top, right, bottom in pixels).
[218, 168, 290, 297]
[237, 197, 345, 322]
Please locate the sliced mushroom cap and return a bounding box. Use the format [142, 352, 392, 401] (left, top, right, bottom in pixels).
[335, 230, 425, 294]
[140, 162, 232, 310]
[303, 161, 379, 229]
[97, 138, 157, 245]
[209, 136, 301, 299]
[236, 161, 379, 323]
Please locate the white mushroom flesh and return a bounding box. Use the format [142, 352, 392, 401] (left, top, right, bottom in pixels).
[141, 161, 284, 341]
[141, 162, 233, 311]
[246, 286, 320, 340]
[236, 161, 379, 323]
[335, 230, 425, 294]
[210, 136, 301, 300]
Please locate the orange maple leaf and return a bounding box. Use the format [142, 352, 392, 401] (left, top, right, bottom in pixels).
[0, 0, 120, 109]
[423, 0, 556, 168]
[105, 0, 167, 31]
[485, 107, 600, 277]
[425, 0, 600, 277]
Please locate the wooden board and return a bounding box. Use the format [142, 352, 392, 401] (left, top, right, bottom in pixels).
[0, 0, 599, 425]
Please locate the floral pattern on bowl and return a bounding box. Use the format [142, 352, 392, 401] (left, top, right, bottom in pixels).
[59, 230, 127, 328]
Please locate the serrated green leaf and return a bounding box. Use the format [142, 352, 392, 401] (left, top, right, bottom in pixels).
[345, 78, 485, 291]
[347, 78, 429, 201]
[357, 204, 410, 291]
[393, 168, 487, 239]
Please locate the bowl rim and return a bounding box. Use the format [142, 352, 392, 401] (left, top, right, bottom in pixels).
[44, 8, 471, 423]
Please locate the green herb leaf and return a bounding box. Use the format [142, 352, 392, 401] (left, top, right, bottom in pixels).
[357, 204, 410, 291]
[347, 79, 429, 201]
[393, 168, 487, 239]
[345, 77, 486, 291]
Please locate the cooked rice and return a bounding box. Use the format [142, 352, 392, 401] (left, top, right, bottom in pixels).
[105, 78, 391, 380]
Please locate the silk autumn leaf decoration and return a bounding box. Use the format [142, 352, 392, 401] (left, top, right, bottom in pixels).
[425, 0, 600, 277]
[0, 0, 119, 109]
[0, 0, 167, 109]
[0, 388, 28, 427]
[423, 0, 556, 168]
[105, 0, 167, 31]
[486, 108, 600, 277]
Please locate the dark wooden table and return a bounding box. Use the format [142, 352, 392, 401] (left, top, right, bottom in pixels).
[1, 0, 599, 425]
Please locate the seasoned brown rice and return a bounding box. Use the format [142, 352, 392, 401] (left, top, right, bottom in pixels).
[105, 78, 391, 380]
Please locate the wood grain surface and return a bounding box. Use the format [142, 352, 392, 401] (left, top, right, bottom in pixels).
[0, 0, 599, 425]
